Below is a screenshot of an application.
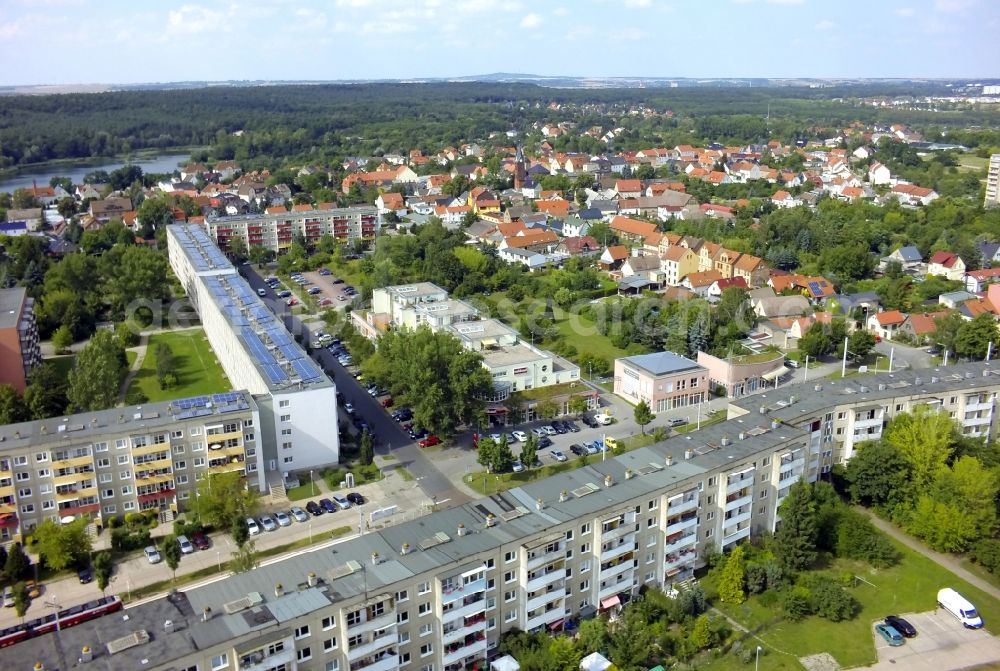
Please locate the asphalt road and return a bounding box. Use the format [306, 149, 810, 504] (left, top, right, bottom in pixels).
[239, 265, 471, 509]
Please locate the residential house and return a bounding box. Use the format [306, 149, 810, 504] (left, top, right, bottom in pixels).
[965, 268, 1000, 293]
[433, 204, 472, 226]
[498, 247, 549, 270]
[599, 245, 629, 271]
[939, 290, 978, 309]
[882, 245, 924, 273]
[867, 310, 906, 340]
[375, 192, 407, 217]
[499, 229, 558, 253]
[868, 161, 891, 185]
[771, 190, 801, 208]
[681, 270, 724, 297]
[4, 208, 43, 231]
[535, 199, 571, 218]
[561, 215, 591, 238]
[957, 298, 995, 321]
[661, 245, 700, 286]
[609, 215, 658, 244]
[707, 276, 748, 301]
[620, 254, 665, 287]
[732, 254, 770, 288]
[556, 235, 599, 256]
[927, 251, 966, 281]
[898, 312, 943, 345]
[892, 183, 939, 207]
[613, 351, 708, 414]
[752, 295, 812, 319]
[978, 240, 1000, 268]
[89, 197, 132, 223]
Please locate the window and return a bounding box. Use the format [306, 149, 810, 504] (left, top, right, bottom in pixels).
[704, 529, 714, 538]
[13, 456, 27, 466]
[580, 522, 591, 534]
[346, 611, 362, 627]
[645, 571, 655, 583]
[15, 472, 29, 482]
[399, 631, 410, 644]
[175, 461, 187, 470]
[706, 511, 715, 521]
[648, 499, 658, 510]
[119, 471, 131, 480]
[42, 500, 55, 510]
[17, 487, 31, 498]
[487, 617, 496, 630]
[348, 634, 364, 648]
[95, 442, 108, 452]
[418, 602, 431, 616]
[191, 441, 205, 452]
[20, 504, 34, 514]
[504, 590, 515, 602]
[295, 625, 311, 639]
[102, 489, 114, 500]
[504, 551, 515, 563]
[646, 551, 655, 564]
[647, 518, 655, 528]
[124, 501, 135, 510]
[565, 529, 573, 540]
[35, 452, 48, 463]
[418, 581, 430, 595]
[505, 610, 517, 622]
[419, 623, 432, 636]
[420, 644, 433, 657]
[117, 455, 130, 465]
[211, 653, 229, 670]
[193, 457, 205, 467]
[760, 489, 768, 499]
[283, 456, 293, 464]
[486, 597, 496, 609]
[180, 665, 198, 671]
[280, 414, 291, 422]
[396, 589, 410, 602]
[322, 615, 336, 630]
[37, 469, 50, 478]
[400, 652, 411, 665]
[176, 475, 189, 485]
[504, 570, 514, 583]
[420, 665, 433, 671]
[327, 662, 341, 671]
[103, 505, 117, 514]
[323, 637, 337, 652]
[485, 558, 495, 569]
[580, 542, 590, 554]
[296, 647, 312, 662]
[174, 445, 185, 455]
[281, 428, 293, 436]
[579, 580, 589, 592]
[397, 611, 409, 623]
[282, 442, 292, 450]
[580, 560, 590, 573]
[279, 400, 290, 408]
[97, 457, 110, 469]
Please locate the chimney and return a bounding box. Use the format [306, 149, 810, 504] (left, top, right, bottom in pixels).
[624, 468, 634, 480]
[535, 497, 543, 510]
[684, 448, 694, 460]
[814, 384, 822, 392]
[80, 646, 93, 663]
[485, 514, 496, 528]
[720, 435, 731, 447]
[307, 572, 318, 587]
[202, 607, 213, 622]
[559, 490, 569, 503]
[400, 543, 410, 556]
[738, 432, 746, 441]
[665, 455, 673, 467]
[274, 583, 284, 597]
[164, 619, 175, 634]
[770, 419, 780, 429]
[457, 523, 467, 537]
[603, 474, 613, 488]
[930, 376, 939, 384]
[34, 664, 44, 671]
[370, 552, 381, 566]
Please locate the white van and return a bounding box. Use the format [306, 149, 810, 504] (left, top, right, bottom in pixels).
[938, 587, 983, 628]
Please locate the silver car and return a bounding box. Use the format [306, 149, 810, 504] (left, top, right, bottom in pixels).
[290, 506, 308, 523]
[260, 514, 278, 532]
[274, 511, 292, 527]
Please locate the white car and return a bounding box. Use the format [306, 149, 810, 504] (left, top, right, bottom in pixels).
[488, 433, 502, 443]
[177, 535, 194, 554]
[274, 511, 292, 527]
[246, 517, 262, 536]
[144, 546, 162, 564]
[541, 425, 558, 436]
[290, 507, 308, 523]
[512, 460, 525, 473]
[594, 413, 613, 426]
[511, 430, 527, 442]
[551, 449, 567, 462]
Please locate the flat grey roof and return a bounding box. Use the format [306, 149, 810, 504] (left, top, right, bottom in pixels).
[621, 351, 702, 377]
[0, 287, 26, 330]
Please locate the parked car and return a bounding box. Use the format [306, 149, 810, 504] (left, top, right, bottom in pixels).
[25, 580, 41, 598]
[512, 460, 525, 473]
[285, 297, 299, 306]
[290, 507, 308, 523]
[419, 434, 441, 448]
[306, 500, 324, 516]
[569, 444, 587, 457]
[585, 442, 600, 455]
[551, 449, 567, 462]
[331, 493, 352, 510]
[552, 421, 568, 434]
[541, 425, 558, 436]
[177, 535, 194, 554]
[278, 290, 292, 298]
[346, 492, 366, 505]
[512, 430, 528, 442]
[581, 415, 599, 428]
[604, 436, 621, 450]
[530, 427, 547, 438]
[319, 268, 331, 276]
[144, 546, 163, 564]
[2, 586, 14, 607]
[938, 587, 983, 628]
[785, 359, 800, 368]
[319, 498, 337, 513]
[884, 615, 917, 638]
[565, 421, 580, 433]
[246, 517, 262, 535]
[538, 436, 553, 448]
[381, 396, 394, 408]
[594, 413, 613, 425]
[260, 514, 278, 532]
[274, 510, 292, 527]
[308, 287, 322, 295]
[409, 427, 429, 440]
[77, 566, 93, 584]
[667, 417, 688, 427]
[192, 531, 211, 550]
[874, 622, 904, 647]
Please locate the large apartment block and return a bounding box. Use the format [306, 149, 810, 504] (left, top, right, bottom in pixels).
[987, 153, 1000, 208]
[203, 204, 380, 253]
[167, 224, 340, 475]
[0, 392, 260, 543]
[0, 287, 41, 392]
[11, 362, 998, 671]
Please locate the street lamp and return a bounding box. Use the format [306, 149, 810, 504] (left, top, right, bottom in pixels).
[310, 469, 315, 497]
[755, 645, 763, 671]
[216, 551, 221, 571]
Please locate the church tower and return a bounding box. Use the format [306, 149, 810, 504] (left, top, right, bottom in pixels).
[514, 144, 526, 190]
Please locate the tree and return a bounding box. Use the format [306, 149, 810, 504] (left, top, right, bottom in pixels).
[689, 614, 715, 650]
[883, 407, 955, 491]
[196, 471, 259, 531]
[0, 384, 27, 425]
[568, 395, 590, 416]
[135, 197, 173, 238]
[846, 329, 876, 361]
[633, 400, 653, 435]
[33, 518, 92, 571]
[227, 235, 249, 263]
[230, 541, 258, 573]
[774, 480, 818, 571]
[67, 329, 124, 412]
[535, 399, 558, 420]
[955, 313, 998, 360]
[797, 321, 831, 359]
[934, 312, 964, 357]
[99, 244, 169, 316]
[230, 515, 250, 548]
[843, 441, 910, 508]
[93, 551, 113, 595]
[52, 324, 73, 354]
[476, 436, 514, 474]
[4, 542, 30, 581]
[360, 430, 374, 466]
[718, 545, 747, 604]
[520, 433, 538, 469]
[163, 536, 182, 580]
[12, 582, 29, 621]
[577, 618, 610, 658]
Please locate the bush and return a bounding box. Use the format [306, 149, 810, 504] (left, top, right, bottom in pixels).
[804, 576, 860, 621]
[173, 516, 205, 538]
[969, 538, 1000, 574]
[111, 527, 151, 552]
[836, 510, 901, 568]
[782, 586, 812, 621]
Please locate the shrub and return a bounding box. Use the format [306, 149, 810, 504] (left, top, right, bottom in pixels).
[804, 576, 860, 621]
[835, 510, 901, 568]
[110, 527, 151, 552]
[173, 516, 205, 538]
[746, 563, 768, 595]
[969, 539, 1000, 574]
[782, 586, 813, 621]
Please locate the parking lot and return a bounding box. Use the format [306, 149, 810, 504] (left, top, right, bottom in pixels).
[865, 610, 1000, 670]
[300, 269, 357, 309]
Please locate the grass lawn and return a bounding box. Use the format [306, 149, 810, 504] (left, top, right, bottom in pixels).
[958, 155, 989, 170]
[553, 311, 639, 362]
[129, 329, 231, 403]
[45, 354, 76, 378]
[703, 538, 1000, 670]
[286, 482, 322, 501]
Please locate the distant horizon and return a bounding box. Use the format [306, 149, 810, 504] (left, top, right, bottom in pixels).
[1, 0, 997, 87]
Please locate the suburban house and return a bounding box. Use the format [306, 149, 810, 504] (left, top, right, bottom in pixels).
[620, 255, 665, 287]
[614, 179, 643, 199]
[898, 312, 943, 344]
[868, 161, 891, 185]
[707, 276, 748, 301]
[771, 190, 801, 208]
[867, 310, 906, 340]
[375, 192, 407, 217]
[927, 251, 966, 281]
[498, 247, 550, 269]
[610, 215, 658, 244]
[752, 294, 812, 319]
[89, 197, 132, 223]
[661, 245, 700, 286]
[561, 215, 591, 238]
[891, 183, 939, 206]
[939, 290, 978, 309]
[556, 235, 600, 256]
[599, 245, 629, 270]
[681, 270, 724, 297]
[498, 229, 558, 253]
[882, 245, 924, 273]
[732, 254, 770, 288]
[966, 268, 1000, 293]
[613, 351, 708, 414]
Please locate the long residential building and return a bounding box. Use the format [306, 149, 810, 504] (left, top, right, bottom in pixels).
[203, 204, 380, 253]
[987, 153, 1000, 208]
[0, 392, 260, 544]
[8, 362, 998, 671]
[167, 224, 339, 477]
[0, 287, 41, 393]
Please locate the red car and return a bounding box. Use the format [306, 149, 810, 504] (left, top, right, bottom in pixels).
[381, 396, 394, 408]
[191, 531, 211, 550]
[418, 434, 441, 448]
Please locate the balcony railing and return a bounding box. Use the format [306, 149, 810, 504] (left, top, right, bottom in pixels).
[725, 493, 752, 511]
[347, 630, 398, 661]
[525, 583, 565, 613]
[665, 515, 697, 536]
[666, 495, 698, 516]
[441, 577, 486, 605]
[665, 531, 697, 553]
[441, 594, 486, 621]
[525, 566, 566, 592]
[442, 634, 487, 667]
[723, 526, 751, 546]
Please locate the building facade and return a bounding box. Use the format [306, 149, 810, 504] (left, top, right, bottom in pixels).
[6, 363, 1000, 671]
[0, 288, 41, 393]
[0, 391, 260, 543]
[614, 352, 708, 414]
[167, 224, 340, 477]
[987, 153, 1000, 208]
[203, 205, 380, 253]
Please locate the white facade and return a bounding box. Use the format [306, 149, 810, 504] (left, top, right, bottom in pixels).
[203, 205, 380, 253]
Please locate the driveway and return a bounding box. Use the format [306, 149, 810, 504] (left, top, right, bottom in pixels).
[862, 610, 1000, 670]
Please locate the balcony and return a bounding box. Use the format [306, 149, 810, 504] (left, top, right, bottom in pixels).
[525, 607, 565, 632]
[349, 610, 397, 634]
[599, 559, 634, 581]
[723, 526, 751, 546]
[441, 577, 486, 605]
[209, 458, 245, 474]
[665, 531, 697, 553]
[779, 456, 806, 473]
[206, 429, 244, 444]
[348, 629, 398, 661]
[598, 580, 632, 602]
[56, 485, 96, 502]
[135, 471, 174, 485]
[599, 541, 634, 563]
[601, 522, 636, 543]
[664, 549, 697, 572]
[131, 443, 169, 457]
[724, 510, 752, 532]
[525, 566, 566, 592]
[526, 583, 565, 613]
[52, 454, 94, 469]
[442, 615, 487, 646]
[441, 594, 487, 621]
[0, 501, 16, 515]
[54, 471, 93, 487]
[207, 444, 245, 459]
[665, 515, 697, 536]
[726, 473, 754, 495]
[666, 494, 698, 516]
[442, 635, 487, 667]
[963, 415, 992, 427]
[351, 651, 399, 671]
[966, 400, 993, 413]
[526, 545, 564, 571]
[238, 648, 295, 671]
[133, 456, 172, 471]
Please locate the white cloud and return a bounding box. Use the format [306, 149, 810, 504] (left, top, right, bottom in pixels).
[167, 5, 224, 34]
[766, 0, 805, 4]
[553, 7, 569, 16]
[815, 19, 835, 29]
[0, 20, 21, 38]
[624, 0, 652, 7]
[520, 12, 543, 28]
[934, 0, 975, 11]
[294, 7, 328, 29]
[895, 7, 915, 16]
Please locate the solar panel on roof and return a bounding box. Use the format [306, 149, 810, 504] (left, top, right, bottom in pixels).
[263, 364, 288, 385]
[176, 407, 213, 420]
[278, 343, 301, 362]
[212, 392, 242, 405]
[292, 359, 322, 382]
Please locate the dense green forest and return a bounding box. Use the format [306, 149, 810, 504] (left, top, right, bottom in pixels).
[2, 83, 998, 170]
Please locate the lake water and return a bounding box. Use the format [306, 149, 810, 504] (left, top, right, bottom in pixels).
[0, 152, 193, 193]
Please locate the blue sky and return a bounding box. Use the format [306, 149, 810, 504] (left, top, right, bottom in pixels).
[0, 0, 996, 86]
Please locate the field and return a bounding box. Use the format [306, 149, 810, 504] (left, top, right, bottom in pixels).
[128, 329, 231, 403]
[701, 538, 1000, 670]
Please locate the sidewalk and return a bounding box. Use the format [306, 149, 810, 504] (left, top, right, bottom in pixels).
[857, 506, 1000, 601]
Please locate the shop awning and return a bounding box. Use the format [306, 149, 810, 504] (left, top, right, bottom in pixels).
[547, 619, 564, 631]
[600, 594, 621, 610]
[761, 368, 785, 381]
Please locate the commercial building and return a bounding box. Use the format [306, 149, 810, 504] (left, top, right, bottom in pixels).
[0, 287, 41, 393]
[613, 352, 708, 413]
[203, 204, 380, 253]
[987, 153, 1000, 208]
[0, 391, 260, 543]
[167, 224, 339, 479]
[11, 362, 998, 671]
